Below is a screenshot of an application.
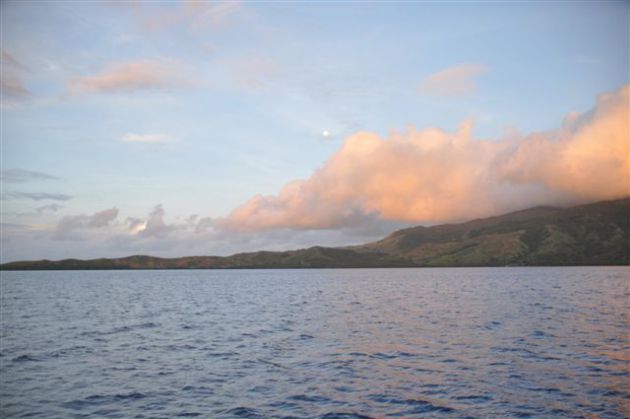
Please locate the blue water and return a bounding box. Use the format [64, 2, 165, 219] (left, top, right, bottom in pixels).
[0, 267, 628, 418]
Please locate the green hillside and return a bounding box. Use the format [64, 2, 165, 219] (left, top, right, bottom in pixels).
[357, 198, 629, 266]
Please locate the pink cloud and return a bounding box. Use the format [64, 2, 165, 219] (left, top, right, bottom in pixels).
[1, 50, 29, 100]
[113, 0, 244, 33]
[220, 85, 629, 231]
[496, 85, 630, 201]
[1, 76, 28, 98]
[68, 60, 182, 94]
[421, 63, 488, 96]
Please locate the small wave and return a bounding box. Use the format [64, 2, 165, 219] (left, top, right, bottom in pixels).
[601, 389, 624, 397]
[319, 413, 374, 419]
[483, 321, 502, 330]
[221, 406, 265, 418]
[46, 345, 91, 359]
[166, 344, 197, 351]
[401, 398, 456, 413]
[80, 322, 160, 337]
[257, 358, 290, 369]
[12, 354, 39, 362]
[181, 385, 213, 395]
[368, 394, 456, 413]
[369, 351, 417, 359]
[453, 394, 492, 402]
[422, 389, 448, 396]
[346, 352, 368, 357]
[288, 394, 331, 403]
[206, 351, 238, 358]
[62, 392, 146, 410]
[510, 411, 534, 417]
[88, 392, 146, 402]
[370, 352, 397, 360]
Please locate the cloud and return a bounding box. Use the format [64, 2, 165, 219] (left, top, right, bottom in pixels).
[88, 208, 120, 227]
[1, 223, 36, 232]
[137, 204, 173, 237]
[1, 50, 29, 101]
[2, 192, 73, 201]
[53, 207, 119, 240]
[126, 217, 146, 233]
[68, 60, 183, 94]
[1, 50, 26, 69]
[185, 0, 243, 32]
[221, 84, 629, 231]
[124, 205, 175, 238]
[8, 204, 64, 217]
[495, 86, 630, 201]
[229, 55, 278, 90]
[36, 204, 63, 214]
[122, 133, 174, 144]
[1, 76, 29, 99]
[1, 169, 60, 183]
[1, 202, 404, 262]
[195, 216, 214, 233]
[576, 55, 604, 65]
[421, 63, 488, 96]
[120, 0, 244, 33]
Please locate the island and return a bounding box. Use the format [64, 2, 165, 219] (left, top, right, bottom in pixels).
[2, 198, 628, 270]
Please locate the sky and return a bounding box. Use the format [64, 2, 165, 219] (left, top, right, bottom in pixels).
[1, 0, 628, 262]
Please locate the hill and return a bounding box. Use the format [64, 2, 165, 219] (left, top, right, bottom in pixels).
[355, 198, 629, 266]
[2, 198, 628, 270]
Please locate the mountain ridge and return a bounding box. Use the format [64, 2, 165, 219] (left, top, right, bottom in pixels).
[2, 198, 628, 270]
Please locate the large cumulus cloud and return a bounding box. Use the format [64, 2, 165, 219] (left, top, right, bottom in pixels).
[221, 84, 629, 231]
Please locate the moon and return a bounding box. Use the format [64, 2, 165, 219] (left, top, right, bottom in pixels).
[322, 130, 330, 138]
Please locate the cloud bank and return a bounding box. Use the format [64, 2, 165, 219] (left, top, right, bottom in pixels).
[222, 84, 629, 232]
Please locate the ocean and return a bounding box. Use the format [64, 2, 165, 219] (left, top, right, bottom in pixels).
[1, 267, 628, 418]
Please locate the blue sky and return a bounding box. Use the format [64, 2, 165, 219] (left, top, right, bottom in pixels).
[1, 1, 628, 261]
